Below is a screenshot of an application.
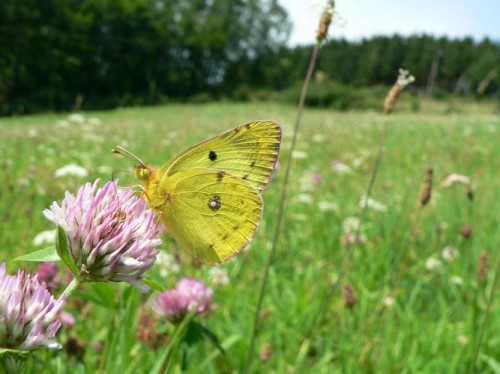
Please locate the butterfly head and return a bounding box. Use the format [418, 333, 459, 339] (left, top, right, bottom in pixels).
[134, 164, 157, 185]
[112, 145, 157, 186]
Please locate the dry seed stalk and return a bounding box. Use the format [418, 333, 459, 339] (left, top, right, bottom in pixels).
[385, 69, 415, 113]
[342, 282, 358, 308]
[419, 167, 434, 206]
[259, 343, 272, 363]
[316, 1, 335, 42]
[477, 249, 489, 282]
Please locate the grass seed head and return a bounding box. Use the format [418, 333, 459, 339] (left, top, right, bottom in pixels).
[316, 1, 335, 42]
[419, 167, 434, 206]
[460, 224, 472, 239]
[477, 249, 489, 282]
[136, 307, 169, 350]
[342, 282, 358, 309]
[65, 336, 86, 358]
[259, 343, 273, 363]
[385, 69, 415, 113]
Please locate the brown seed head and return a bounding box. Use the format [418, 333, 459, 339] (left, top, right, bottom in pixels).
[65, 336, 86, 358]
[385, 69, 415, 113]
[460, 224, 472, 239]
[136, 307, 169, 350]
[259, 343, 273, 363]
[477, 249, 489, 282]
[316, 1, 335, 42]
[342, 282, 357, 309]
[419, 167, 434, 206]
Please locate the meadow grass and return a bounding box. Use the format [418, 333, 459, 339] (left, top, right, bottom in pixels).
[0, 101, 499, 372]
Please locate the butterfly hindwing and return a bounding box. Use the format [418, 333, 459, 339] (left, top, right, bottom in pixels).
[154, 167, 263, 265]
[158, 121, 281, 194]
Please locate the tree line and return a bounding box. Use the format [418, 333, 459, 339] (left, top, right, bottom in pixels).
[1, 0, 499, 115]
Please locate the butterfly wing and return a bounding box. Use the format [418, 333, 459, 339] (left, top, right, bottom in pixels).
[153, 167, 263, 265]
[158, 120, 281, 194]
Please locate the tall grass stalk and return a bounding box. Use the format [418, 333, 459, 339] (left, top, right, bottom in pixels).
[244, 41, 321, 372]
[243, 2, 336, 366]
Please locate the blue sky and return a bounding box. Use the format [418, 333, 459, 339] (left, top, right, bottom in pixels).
[280, 0, 500, 45]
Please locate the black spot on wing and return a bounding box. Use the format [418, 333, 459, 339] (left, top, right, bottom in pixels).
[209, 150, 217, 161]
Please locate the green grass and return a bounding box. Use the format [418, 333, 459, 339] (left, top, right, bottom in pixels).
[0, 102, 499, 373]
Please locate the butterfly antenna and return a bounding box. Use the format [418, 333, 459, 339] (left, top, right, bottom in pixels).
[111, 168, 133, 181]
[112, 145, 146, 166]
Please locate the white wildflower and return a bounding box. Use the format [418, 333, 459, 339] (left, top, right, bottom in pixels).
[208, 268, 230, 286]
[359, 196, 388, 212]
[342, 217, 361, 234]
[331, 160, 352, 174]
[441, 246, 459, 262]
[425, 257, 442, 270]
[155, 252, 180, 278]
[318, 201, 338, 212]
[68, 113, 85, 123]
[451, 276, 464, 285]
[54, 164, 89, 178]
[383, 296, 395, 308]
[296, 193, 314, 204]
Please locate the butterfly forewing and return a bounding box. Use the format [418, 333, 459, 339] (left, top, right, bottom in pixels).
[158, 121, 281, 194]
[156, 168, 263, 265]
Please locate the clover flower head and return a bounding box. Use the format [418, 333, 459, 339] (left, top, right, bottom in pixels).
[425, 257, 442, 270]
[151, 278, 213, 324]
[43, 179, 161, 291]
[0, 263, 66, 350]
[208, 268, 230, 286]
[442, 246, 459, 262]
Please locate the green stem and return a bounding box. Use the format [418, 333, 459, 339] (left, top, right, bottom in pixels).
[60, 277, 80, 300]
[243, 41, 321, 373]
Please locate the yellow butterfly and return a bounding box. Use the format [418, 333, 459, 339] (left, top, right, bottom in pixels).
[113, 120, 281, 265]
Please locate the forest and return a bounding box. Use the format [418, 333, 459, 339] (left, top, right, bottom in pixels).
[1, 0, 499, 115]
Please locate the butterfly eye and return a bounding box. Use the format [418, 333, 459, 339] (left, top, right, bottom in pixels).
[138, 168, 150, 181]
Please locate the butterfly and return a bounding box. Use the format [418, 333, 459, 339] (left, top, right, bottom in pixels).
[113, 120, 281, 265]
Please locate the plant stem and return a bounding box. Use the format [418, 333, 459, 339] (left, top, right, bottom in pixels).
[244, 41, 321, 373]
[60, 277, 80, 299]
